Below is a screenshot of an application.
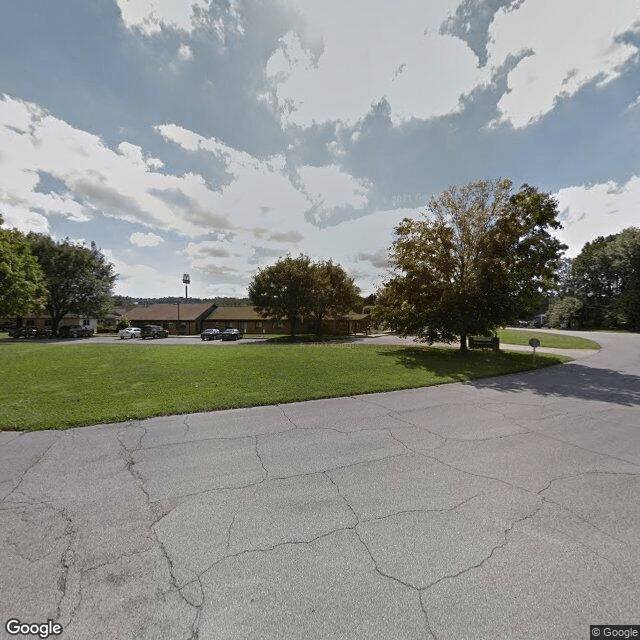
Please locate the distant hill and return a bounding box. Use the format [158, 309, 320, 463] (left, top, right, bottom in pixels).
[112, 295, 251, 311]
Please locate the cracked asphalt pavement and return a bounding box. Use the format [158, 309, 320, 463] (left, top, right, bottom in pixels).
[1, 331, 639, 639]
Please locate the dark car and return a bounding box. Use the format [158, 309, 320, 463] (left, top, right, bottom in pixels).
[10, 325, 52, 339]
[140, 324, 169, 339]
[201, 328, 221, 341]
[58, 324, 93, 338]
[221, 328, 243, 341]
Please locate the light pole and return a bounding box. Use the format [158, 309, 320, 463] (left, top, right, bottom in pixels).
[183, 273, 190, 301]
[180, 274, 190, 335]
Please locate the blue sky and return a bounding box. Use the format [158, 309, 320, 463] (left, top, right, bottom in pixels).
[1, 0, 639, 297]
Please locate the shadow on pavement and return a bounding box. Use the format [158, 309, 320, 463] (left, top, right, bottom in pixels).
[470, 362, 640, 407]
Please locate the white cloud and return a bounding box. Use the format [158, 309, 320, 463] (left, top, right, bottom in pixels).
[554, 175, 640, 257]
[184, 241, 231, 261]
[116, 0, 209, 35]
[268, 230, 304, 243]
[102, 249, 177, 297]
[155, 123, 311, 224]
[266, 0, 486, 126]
[118, 141, 164, 169]
[177, 43, 193, 61]
[1, 209, 49, 234]
[0, 95, 231, 237]
[296, 164, 370, 214]
[627, 95, 640, 111]
[488, 0, 640, 127]
[129, 231, 164, 247]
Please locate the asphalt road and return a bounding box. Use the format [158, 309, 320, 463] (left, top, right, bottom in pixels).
[1, 331, 638, 639]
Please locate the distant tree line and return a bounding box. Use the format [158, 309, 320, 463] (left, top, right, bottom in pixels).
[113, 295, 251, 310]
[548, 228, 640, 331]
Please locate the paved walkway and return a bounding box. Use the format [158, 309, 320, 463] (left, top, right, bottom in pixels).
[1, 332, 638, 639]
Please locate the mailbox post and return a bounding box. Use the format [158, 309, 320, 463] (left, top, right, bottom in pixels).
[529, 337, 540, 365]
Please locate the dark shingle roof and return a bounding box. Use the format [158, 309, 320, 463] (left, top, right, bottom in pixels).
[127, 303, 216, 322]
[206, 306, 265, 321]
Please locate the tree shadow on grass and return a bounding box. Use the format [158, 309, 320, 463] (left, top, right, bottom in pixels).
[378, 347, 640, 407]
[377, 347, 552, 383]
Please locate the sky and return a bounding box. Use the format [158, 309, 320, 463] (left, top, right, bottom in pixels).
[1, 0, 639, 298]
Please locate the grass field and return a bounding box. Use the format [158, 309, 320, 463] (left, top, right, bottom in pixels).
[497, 329, 600, 349]
[0, 342, 569, 431]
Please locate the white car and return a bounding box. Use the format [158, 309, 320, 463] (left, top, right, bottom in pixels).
[118, 327, 141, 339]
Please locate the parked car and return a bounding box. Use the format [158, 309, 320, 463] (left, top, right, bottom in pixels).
[58, 324, 93, 338]
[221, 328, 243, 341]
[201, 328, 221, 341]
[10, 325, 52, 339]
[118, 327, 141, 339]
[140, 324, 169, 339]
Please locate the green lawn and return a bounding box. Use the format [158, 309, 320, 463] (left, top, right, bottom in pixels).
[497, 329, 600, 349]
[0, 342, 568, 431]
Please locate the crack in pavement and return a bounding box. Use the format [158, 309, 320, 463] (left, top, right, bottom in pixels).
[359, 494, 480, 525]
[254, 436, 268, 480]
[536, 470, 640, 496]
[0, 432, 24, 448]
[56, 508, 76, 621]
[131, 426, 299, 452]
[1, 435, 61, 505]
[420, 498, 545, 593]
[278, 405, 300, 429]
[542, 523, 621, 573]
[116, 432, 203, 636]
[522, 422, 640, 468]
[107, 383, 639, 637]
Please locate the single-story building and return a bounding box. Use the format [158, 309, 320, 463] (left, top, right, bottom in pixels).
[126, 302, 217, 335]
[0, 314, 98, 333]
[202, 306, 370, 335]
[202, 306, 290, 334]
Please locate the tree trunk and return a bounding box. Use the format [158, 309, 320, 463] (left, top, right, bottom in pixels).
[459, 331, 467, 352]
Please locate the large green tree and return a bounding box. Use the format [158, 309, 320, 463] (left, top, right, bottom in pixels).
[374, 179, 566, 351]
[309, 260, 360, 335]
[29, 234, 117, 333]
[572, 227, 640, 330]
[0, 215, 47, 317]
[248, 255, 316, 337]
[248, 255, 360, 337]
[547, 296, 584, 329]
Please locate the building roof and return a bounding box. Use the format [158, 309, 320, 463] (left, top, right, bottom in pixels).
[205, 307, 370, 322]
[127, 302, 216, 322]
[206, 306, 265, 321]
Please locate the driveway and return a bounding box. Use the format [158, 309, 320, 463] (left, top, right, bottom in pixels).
[1, 331, 638, 639]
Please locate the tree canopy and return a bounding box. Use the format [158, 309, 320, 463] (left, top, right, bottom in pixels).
[374, 179, 566, 350]
[308, 260, 361, 335]
[28, 234, 117, 332]
[0, 215, 48, 317]
[560, 227, 640, 330]
[248, 255, 360, 337]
